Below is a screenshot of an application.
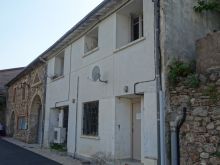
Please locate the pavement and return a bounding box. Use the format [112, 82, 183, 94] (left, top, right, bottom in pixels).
[1, 137, 83, 165]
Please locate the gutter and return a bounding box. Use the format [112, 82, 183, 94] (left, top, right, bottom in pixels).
[154, 0, 162, 164]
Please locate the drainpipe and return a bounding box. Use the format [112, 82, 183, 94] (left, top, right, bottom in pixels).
[74, 76, 79, 158]
[154, 0, 163, 164]
[169, 107, 186, 165]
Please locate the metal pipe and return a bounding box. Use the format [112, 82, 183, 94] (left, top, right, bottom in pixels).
[170, 107, 186, 165]
[74, 76, 79, 157]
[154, 0, 162, 164]
[159, 91, 166, 164]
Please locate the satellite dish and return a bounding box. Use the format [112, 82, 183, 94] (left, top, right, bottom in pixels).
[91, 66, 108, 83]
[92, 66, 101, 81]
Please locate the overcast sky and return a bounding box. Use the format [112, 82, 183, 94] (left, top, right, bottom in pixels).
[0, 0, 103, 70]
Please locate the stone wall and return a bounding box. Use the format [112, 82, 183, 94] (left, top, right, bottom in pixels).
[6, 63, 45, 143]
[169, 70, 220, 165]
[196, 31, 220, 73]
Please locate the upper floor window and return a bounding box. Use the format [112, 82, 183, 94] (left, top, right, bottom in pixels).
[54, 51, 64, 79]
[84, 27, 98, 54]
[82, 101, 99, 137]
[22, 87, 26, 100]
[116, 0, 143, 49]
[13, 88, 16, 102]
[131, 15, 143, 42]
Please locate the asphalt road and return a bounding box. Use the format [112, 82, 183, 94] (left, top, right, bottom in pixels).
[0, 138, 61, 165]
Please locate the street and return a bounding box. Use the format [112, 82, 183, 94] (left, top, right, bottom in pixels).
[0, 139, 61, 165]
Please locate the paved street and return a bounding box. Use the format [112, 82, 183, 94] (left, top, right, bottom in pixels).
[0, 139, 61, 165]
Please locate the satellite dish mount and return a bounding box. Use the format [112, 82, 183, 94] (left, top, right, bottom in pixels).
[92, 66, 108, 84]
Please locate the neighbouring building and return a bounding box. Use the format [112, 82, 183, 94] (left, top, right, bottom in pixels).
[5, 59, 46, 144]
[0, 67, 24, 124]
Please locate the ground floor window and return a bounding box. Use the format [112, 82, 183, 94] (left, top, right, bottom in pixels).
[82, 101, 99, 136]
[17, 116, 27, 130]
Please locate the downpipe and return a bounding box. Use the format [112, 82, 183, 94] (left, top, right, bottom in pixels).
[169, 107, 186, 165]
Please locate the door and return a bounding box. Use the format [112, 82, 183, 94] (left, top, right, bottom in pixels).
[132, 102, 141, 160]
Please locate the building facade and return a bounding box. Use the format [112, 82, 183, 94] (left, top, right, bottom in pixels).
[0, 67, 23, 124]
[43, 0, 158, 164]
[4, 0, 220, 164]
[41, 0, 220, 164]
[6, 62, 46, 144]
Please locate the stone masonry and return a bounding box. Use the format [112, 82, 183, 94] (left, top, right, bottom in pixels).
[196, 31, 220, 74]
[168, 32, 220, 164]
[6, 63, 46, 143]
[169, 72, 220, 165]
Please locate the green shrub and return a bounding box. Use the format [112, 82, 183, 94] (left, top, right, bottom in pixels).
[194, 0, 220, 13]
[168, 59, 194, 86]
[50, 143, 66, 152]
[185, 74, 200, 88]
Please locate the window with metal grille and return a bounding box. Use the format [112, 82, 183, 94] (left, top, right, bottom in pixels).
[82, 101, 99, 136]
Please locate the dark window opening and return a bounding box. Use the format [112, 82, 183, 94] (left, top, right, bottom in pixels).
[22, 87, 25, 100]
[131, 15, 143, 41]
[82, 101, 99, 136]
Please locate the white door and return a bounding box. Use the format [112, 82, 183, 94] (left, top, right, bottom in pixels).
[132, 102, 141, 160]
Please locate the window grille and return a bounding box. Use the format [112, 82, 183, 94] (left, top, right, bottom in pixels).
[82, 101, 99, 136]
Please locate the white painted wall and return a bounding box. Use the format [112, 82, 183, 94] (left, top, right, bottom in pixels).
[44, 0, 157, 164]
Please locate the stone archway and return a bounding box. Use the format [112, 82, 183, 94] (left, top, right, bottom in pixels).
[9, 111, 15, 137]
[28, 95, 43, 144]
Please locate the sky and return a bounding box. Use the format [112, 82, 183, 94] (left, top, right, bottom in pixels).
[0, 0, 103, 70]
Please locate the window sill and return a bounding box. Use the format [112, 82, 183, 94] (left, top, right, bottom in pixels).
[83, 47, 99, 57]
[114, 37, 145, 53]
[50, 75, 64, 82]
[80, 135, 100, 140]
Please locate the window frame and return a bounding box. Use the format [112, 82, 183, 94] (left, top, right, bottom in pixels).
[21, 86, 26, 101]
[13, 87, 16, 102]
[53, 51, 65, 79]
[131, 14, 143, 42]
[17, 116, 28, 130]
[82, 101, 99, 137]
[84, 27, 99, 55]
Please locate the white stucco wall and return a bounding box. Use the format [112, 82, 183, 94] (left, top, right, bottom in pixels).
[44, 0, 157, 164]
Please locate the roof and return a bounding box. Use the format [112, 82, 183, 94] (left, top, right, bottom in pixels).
[7, 0, 128, 86]
[0, 67, 24, 95]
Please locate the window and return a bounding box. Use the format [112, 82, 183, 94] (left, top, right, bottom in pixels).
[18, 116, 27, 130]
[22, 87, 26, 100]
[13, 88, 16, 102]
[131, 15, 143, 41]
[54, 52, 64, 78]
[84, 27, 98, 54]
[82, 101, 99, 136]
[116, 0, 143, 48]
